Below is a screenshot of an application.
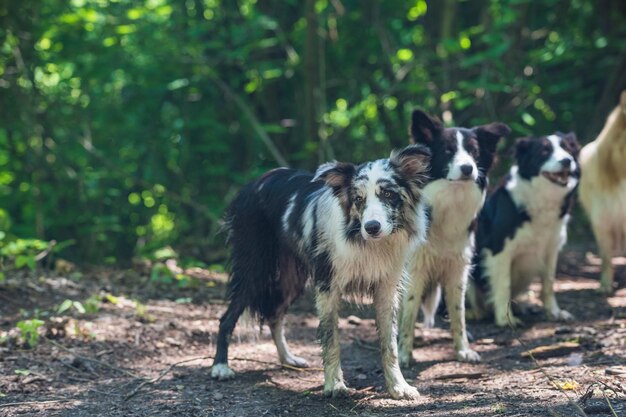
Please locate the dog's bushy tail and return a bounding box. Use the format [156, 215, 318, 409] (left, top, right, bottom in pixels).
[224, 183, 307, 322]
[594, 98, 626, 183]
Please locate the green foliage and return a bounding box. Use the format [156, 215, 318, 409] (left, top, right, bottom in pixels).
[57, 299, 86, 314]
[0, 0, 624, 262]
[16, 319, 45, 348]
[0, 237, 74, 271]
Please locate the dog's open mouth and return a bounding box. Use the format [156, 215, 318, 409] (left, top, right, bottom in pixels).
[542, 170, 570, 186]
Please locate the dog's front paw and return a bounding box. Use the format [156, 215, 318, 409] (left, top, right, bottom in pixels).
[211, 363, 236, 381]
[281, 354, 309, 368]
[456, 348, 481, 363]
[323, 381, 351, 398]
[547, 308, 574, 322]
[388, 382, 420, 400]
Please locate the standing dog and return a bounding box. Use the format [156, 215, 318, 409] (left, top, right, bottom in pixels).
[211, 145, 431, 399]
[398, 110, 510, 366]
[468, 133, 580, 327]
[579, 91, 626, 293]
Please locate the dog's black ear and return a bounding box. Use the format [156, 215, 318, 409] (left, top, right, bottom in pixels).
[409, 110, 443, 144]
[390, 144, 431, 186]
[556, 131, 581, 158]
[474, 123, 511, 153]
[473, 123, 511, 170]
[514, 137, 532, 160]
[313, 161, 356, 190]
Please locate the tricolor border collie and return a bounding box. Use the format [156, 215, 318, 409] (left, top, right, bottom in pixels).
[211, 145, 431, 399]
[579, 91, 626, 293]
[398, 110, 510, 366]
[468, 132, 580, 327]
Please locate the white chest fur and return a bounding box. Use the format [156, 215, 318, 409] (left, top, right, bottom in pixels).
[421, 179, 484, 256]
[503, 170, 572, 292]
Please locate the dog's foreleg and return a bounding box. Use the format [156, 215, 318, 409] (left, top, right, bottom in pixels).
[270, 315, 309, 368]
[375, 281, 420, 400]
[442, 263, 480, 362]
[594, 223, 615, 294]
[316, 289, 348, 397]
[397, 264, 427, 368]
[485, 251, 521, 327]
[541, 246, 574, 321]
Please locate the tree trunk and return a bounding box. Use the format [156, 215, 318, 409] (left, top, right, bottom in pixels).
[304, 0, 321, 162]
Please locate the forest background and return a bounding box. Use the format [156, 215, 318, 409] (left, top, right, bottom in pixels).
[1, 0, 625, 270]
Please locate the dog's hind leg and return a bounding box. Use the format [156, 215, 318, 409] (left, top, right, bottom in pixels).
[212, 198, 280, 380]
[421, 284, 441, 329]
[442, 264, 480, 362]
[376, 280, 420, 400]
[268, 251, 310, 368]
[211, 300, 246, 380]
[269, 315, 309, 368]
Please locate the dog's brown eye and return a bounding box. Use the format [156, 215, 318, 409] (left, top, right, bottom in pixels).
[384, 190, 391, 198]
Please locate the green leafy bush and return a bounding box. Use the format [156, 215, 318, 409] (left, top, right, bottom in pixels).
[16, 319, 45, 348]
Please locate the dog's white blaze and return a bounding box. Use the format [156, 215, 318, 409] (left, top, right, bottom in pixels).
[358, 160, 394, 239]
[542, 135, 577, 174]
[447, 131, 478, 181]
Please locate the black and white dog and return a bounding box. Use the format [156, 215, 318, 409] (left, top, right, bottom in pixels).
[467, 133, 580, 327]
[211, 145, 431, 399]
[398, 110, 510, 366]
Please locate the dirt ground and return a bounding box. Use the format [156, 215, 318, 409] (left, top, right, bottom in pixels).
[1, 247, 625, 417]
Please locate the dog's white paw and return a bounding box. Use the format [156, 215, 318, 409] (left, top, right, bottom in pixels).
[281, 354, 309, 368]
[323, 380, 350, 398]
[548, 308, 574, 322]
[456, 348, 481, 363]
[388, 382, 420, 400]
[211, 363, 236, 381]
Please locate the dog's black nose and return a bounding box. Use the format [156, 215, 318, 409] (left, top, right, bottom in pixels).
[460, 164, 473, 176]
[364, 220, 381, 236]
[559, 158, 572, 169]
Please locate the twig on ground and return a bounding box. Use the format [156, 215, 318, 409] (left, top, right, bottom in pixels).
[0, 398, 72, 409]
[124, 355, 213, 401]
[124, 354, 322, 400]
[279, 362, 324, 372]
[46, 338, 141, 379]
[578, 381, 621, 417]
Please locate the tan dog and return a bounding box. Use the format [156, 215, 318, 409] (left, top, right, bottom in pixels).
[579, 91, 626, 293]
